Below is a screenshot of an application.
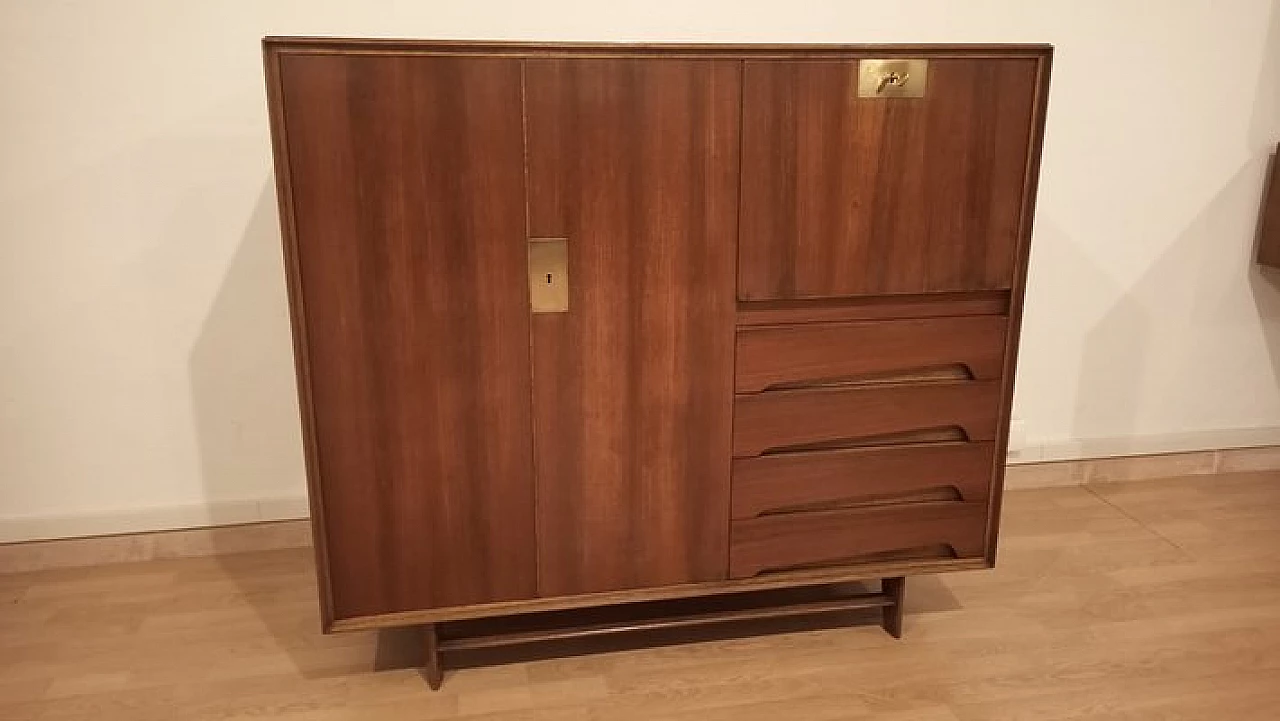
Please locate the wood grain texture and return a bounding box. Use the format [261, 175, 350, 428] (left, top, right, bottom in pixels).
[524, 58, 740, 596]
[735, 315, 1007, 393]
[264, 44, 338, 626]
[9, 473, 1280, 720]
[730, 502, 988, 578]
[738, 57, 1040, 299]
[276, 54, 536, 620]
[1255, 146, 1280, 267]
[733, 380, 1000, 458]
[731, 442, 994, 519]
[262, 42, 1052, 640]
[736, 290, 1010, 326]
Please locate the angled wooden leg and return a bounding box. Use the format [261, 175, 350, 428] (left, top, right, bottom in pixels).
[881, 576, 906, 639]
[422, 623, 444, 690]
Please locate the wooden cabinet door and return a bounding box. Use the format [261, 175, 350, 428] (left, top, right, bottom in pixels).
[738, 58, 1040, 300]
[524, 59, 740, 596]
[275, 54, 536, 620]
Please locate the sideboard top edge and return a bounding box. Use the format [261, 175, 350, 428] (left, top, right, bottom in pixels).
[262, 37, 1054, 59]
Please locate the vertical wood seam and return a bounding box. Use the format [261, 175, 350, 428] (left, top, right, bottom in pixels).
[727, 59, 747, 580]
[519, 59, 543, 598]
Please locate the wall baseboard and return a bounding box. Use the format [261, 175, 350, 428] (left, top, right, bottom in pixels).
[0, 519, 312, 574]
[1005, 445, 1280, 489]
[1007, 426, 1280, 464]
[0, 495, 310, 545]
[3, 439, 1279, 575]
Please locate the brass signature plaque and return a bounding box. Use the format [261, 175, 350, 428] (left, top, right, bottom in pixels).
[857, 59, 929, 98]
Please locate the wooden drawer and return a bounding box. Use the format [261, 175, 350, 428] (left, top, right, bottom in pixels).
[732, 380, 1000, 458]
[736, 316, 1006, 393]
[729, 502, 988, 578]
[732, 442, 994, 520]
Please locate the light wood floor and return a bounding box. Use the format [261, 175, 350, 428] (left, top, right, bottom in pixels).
[4, 472, 1280, 720]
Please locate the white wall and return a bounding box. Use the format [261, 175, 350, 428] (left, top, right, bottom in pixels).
[2, 0, 1279, 542]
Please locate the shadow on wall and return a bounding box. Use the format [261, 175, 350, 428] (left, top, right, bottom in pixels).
[1067, 0, 1280, 440]
[187, 179, 425, 677]
[1071, 156, 1280, 444]
[1250, 0, 1280, 376]
[188, 180, 332, 673]
[1037, 219, 1152, 443]
[1017, 217, 1153, 444]
[189, 180, 302, 521]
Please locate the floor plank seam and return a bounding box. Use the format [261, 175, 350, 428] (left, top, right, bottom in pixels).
[1081, 484, 1192, 558]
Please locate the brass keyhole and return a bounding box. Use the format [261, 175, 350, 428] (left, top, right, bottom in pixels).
[877, 71, 909, 94]
[528, 237, 568, 313]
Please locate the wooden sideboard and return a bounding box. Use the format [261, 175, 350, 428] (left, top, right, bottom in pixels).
[264, 38, 1051, 688]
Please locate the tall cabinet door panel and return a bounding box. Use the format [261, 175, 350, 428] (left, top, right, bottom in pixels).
[278, 54, 536, 619]
[525, 59, 740, 596]
[738, 58, 1040, 299]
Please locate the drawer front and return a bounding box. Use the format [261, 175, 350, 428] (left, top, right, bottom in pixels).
[736, 315, 1007, 393]
[731, 442, 994, 520]
[729, 502, 987, 578]
[732, 380, 1000, 458]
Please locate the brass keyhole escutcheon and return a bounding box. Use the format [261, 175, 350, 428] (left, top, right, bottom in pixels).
[529, 238, 569, 313]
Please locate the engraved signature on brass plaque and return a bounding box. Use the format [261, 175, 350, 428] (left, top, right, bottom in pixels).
[857, 59, 929, 98]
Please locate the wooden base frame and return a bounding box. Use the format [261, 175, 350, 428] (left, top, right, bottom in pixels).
[882, 576, 907, 638]
[418, 577, 908, 690]
[421, 624, 443, 690]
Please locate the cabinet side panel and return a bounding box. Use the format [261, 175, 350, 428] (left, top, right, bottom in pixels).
[525, 58, 740, 596]
[985, 52, 1053, 562]
[1257, 147, 1280, 267]
[265, 45, 336, 628]
[277, 53, 537, 618]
